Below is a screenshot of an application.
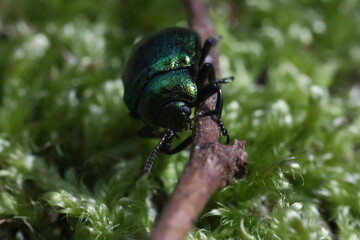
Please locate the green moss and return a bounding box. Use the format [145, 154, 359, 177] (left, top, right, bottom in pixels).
[0, 0, 359, 239]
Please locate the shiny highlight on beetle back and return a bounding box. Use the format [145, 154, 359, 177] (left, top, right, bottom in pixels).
[122, 27, 201, 128]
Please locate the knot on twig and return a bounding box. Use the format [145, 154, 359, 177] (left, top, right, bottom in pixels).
[191, 140, 247, 187]
[232, 140, 248, 179]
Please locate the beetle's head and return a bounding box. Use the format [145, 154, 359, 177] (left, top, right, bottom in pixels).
[158, 101, 192, 131]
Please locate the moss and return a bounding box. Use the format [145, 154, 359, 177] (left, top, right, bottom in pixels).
[0, 0, 359, 239]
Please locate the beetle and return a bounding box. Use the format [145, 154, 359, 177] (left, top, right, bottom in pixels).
[122, 27, 232, 172]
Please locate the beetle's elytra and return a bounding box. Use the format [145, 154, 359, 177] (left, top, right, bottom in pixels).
[122, 27, 232, 172]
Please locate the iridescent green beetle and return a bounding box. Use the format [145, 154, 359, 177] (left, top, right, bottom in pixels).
[122, 27, 232, 172]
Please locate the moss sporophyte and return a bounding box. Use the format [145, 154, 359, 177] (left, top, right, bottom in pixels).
[122, 27, 233, 172]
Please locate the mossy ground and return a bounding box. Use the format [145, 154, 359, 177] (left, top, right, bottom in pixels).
[0, 0, 359, 239]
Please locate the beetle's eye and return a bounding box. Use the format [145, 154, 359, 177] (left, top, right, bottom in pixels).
[181, 105, 191, 116]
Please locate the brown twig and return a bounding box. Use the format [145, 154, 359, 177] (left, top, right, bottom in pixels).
[149, 0, 247, 239]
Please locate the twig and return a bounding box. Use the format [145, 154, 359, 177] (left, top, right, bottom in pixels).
[149, 0, 247, 239]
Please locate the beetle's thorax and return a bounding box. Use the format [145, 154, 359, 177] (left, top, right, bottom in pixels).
[137, 69, 197, 128]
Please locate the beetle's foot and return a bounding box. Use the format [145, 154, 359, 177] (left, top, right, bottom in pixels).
[216, 119, 230, 144]
[216, 76, 234, 84]
[195, 111, 230, 144]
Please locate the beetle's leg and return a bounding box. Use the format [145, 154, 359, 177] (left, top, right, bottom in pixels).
[195, 63, 231, 143]
[196, 63, 234, 89]
[195, 83, 219, 103]
[162, 135, 193, 155]
[144, 128, 175, 173]
[197, 89, 230, 144]
[196, 62, 216, 88]
[216, 76, 234, 84]
[195, 63, 223, 101]
[199, 37, 219, 67]
[138, 126, 164, 138]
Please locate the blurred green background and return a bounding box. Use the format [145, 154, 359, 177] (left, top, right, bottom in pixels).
[0, 0, 359, 239]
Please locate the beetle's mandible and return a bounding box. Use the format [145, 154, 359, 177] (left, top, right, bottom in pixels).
[122, 27, 233, 173]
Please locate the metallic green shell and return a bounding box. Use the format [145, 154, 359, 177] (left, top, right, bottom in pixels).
[137, 69, 197, 127]
[122, 27, 201, 121]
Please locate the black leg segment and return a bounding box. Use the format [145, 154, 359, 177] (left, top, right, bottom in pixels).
[199, 37, 218, 67]
[194, 63, 232, 144]
[163, 135, 192, 155]
[196, 63, 216, 88]
[197, 88, 230, 144]
[196, 63, 234, 88]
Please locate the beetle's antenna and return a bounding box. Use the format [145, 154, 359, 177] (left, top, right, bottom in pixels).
[144, 141, 163, 173]
[144, 129, 174, 173]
